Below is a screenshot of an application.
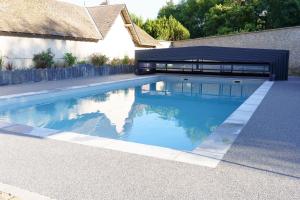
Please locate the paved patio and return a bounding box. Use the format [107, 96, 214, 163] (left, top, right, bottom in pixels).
[0, 191, 20, 200]
[0, 74, 299, 200]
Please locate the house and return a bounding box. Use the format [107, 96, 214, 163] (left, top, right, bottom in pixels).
[0, 0, 161, 68]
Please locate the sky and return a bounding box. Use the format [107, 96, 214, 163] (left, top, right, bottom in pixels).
[61, 0, 180, 19]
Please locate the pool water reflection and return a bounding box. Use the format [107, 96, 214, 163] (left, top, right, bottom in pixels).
[0, 79, 261, 151]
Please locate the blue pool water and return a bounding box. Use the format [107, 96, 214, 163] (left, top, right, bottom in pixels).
[0, 77, 262, 151]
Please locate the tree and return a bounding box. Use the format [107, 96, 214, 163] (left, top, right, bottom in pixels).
[130, 13, 144, 27]
[158, 0, 300, 38]
[158, 1, 177, 18]
[203, 1, 258, 36]
[143, 16, 190, 41]
[158, 0, 221, 38]
[257, 0, 300, 29]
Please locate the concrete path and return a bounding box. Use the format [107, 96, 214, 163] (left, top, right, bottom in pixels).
[223, 77, 300, 178]
[0, 75, 299, 200]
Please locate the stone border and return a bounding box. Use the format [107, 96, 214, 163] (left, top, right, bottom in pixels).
[0, 183, 54, 200]
[47, 132, 219, 167]
[0, 76, 272, 168]
[192, 81, 274, 164]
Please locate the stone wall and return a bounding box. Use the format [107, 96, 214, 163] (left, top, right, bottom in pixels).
[173, 26, 300, 74]
[0, 64, 134, 85]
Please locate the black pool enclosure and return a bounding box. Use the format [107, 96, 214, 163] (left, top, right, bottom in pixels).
[135, 46, 289, 81]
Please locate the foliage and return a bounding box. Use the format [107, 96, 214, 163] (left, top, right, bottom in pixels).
[158, 0, 220, 38]
[130, 13, 144, 27]
[64, 53, 77, 67]
[158, 0, 300, 38]
[90, 54, 109, 66]
[33, 48, 54, 69]
[110, 56, 135, 66]
[110, 58, 122, 66]
[143, 16, 190, 41]
[121, 55, 135, 65]
[77, 60, 87, 65]
[257, 0, 300, 29]
[204, 2, 258, 36]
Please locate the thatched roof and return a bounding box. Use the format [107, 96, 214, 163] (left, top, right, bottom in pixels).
[0, 0, 159, 46]
[133, 24, 160, 47]
[87, 4, 159, 47]
[0, 0, 102, 41]
[87, 4, 124, 38]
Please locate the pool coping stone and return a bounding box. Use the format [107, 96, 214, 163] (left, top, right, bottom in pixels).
[0, 75, 273, 168]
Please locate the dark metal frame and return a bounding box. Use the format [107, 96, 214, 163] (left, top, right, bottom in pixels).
[135, 46, 289, 81]
[136, 81, 255, 99]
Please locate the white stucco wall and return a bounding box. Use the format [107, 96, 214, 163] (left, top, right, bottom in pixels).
[0, 36, 96, 68]
[0, 14, 137, 69]
[97, 14, 136, 59]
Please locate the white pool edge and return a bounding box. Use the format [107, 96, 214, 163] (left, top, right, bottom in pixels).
[192, 80, 274, 165]
[0, 77, 273, 168]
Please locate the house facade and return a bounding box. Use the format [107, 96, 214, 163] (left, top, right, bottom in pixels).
[0, 0, 161, 69]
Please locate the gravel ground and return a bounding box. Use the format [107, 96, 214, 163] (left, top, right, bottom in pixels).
[0, 75, 299, 200]
[0, 192, 20, 200]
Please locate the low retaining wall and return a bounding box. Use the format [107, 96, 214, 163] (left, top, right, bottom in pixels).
[0, 64, 135, 85]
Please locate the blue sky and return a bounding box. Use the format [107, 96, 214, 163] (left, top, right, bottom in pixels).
[61, 0, 179, 19]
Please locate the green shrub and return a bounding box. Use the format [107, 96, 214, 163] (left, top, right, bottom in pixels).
[121, 55, 130, 65]
[110, 56, 135, 66]
[121, 55, 134, 65]
[77, 60, 87, 65]
[110, 58, 122, 66]
[33, 48, 54, 69]
[143, 16, 190, 41]
[90, 54, 109, 66]
[64, 53, 77, 67]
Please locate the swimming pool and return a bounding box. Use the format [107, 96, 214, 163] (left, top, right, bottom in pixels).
[0, 76, 263, 152]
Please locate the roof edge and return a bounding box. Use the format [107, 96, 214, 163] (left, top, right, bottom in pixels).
[122, 5, 143, 45]
[0, 31, 100, 42]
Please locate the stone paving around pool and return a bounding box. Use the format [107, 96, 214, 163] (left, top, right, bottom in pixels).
[0, 75, 271, 168]
[0, 191, 20, 200]
[0, 75, 299, 200]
